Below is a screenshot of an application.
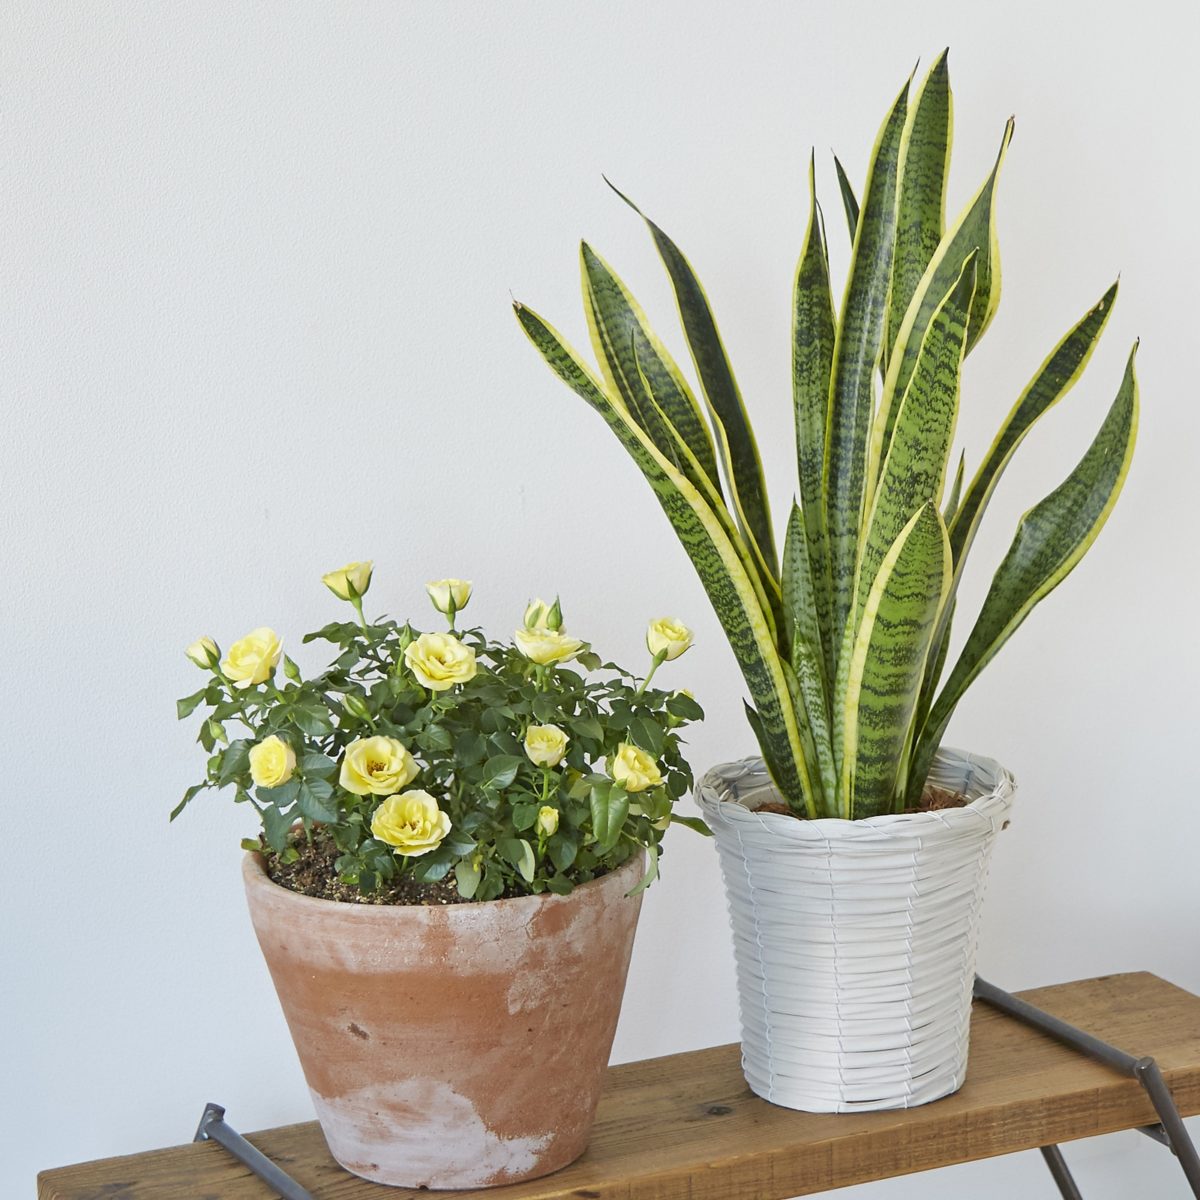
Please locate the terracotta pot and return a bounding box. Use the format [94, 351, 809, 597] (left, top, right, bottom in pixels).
[243, 851, 644, 1188]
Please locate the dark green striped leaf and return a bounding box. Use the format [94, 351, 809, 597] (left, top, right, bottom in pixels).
[515, 301, 816, 813]
[824, 77, 910, 667]
[580, 242, 723, 495]
[886, 49, 953, 364]
[872, 118, 1014, 478]
[792, 154, 836, 677]
[856, 254, 976, 624]
[911, 344, 1139, 800]
[606, 179, 779, 583]
[840, 504, 950, 817]
[833, 154, 860, 242]
[948, 281, 1119, 567]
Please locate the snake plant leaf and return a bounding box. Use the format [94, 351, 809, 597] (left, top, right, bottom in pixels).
[944, 451, 965, 524]
[789, 631, 837, 806]
[605, 178, 779, 584]
[913, 281, 1122, 740]
[838, 503, 950, 817]
[782, 502, 827, 685]
[579, 242, 724, 497]
[871, 118, 1014, 479]
[824, 76, 910, 667]
[948, 280, 1119, 567]
[910, 342, 1139, 800]
[792, 154, 837, 677]
[632, 347, 784, 632]
[833, 154, 861, 242]
[886, 49, 953, 364]
[856, 253, 976, 626]
[515, 300, 816, 814]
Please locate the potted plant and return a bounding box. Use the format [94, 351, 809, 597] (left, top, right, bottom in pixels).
[175, 566, 702, 1186]
[515, 51, 1138, 1112]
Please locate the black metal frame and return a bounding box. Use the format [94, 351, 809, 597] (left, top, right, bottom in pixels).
[194, 1102, 314, 1200]
[191, 980, 1200, 1199]
[974, 976, 1200, 1197]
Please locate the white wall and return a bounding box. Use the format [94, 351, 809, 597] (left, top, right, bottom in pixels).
[4, 2, 1197, 1195]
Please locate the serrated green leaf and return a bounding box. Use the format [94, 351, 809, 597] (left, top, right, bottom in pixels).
[481, 755, 524, 789]
[297, 778, 337, 823]
[454, 858, 481, 899]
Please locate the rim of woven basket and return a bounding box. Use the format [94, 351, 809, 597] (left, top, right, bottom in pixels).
[695, 745, 1015, 842]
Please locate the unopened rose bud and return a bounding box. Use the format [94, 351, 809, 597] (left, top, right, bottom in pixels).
[322, 561, 374, 602]
[185, 636, 220, 670]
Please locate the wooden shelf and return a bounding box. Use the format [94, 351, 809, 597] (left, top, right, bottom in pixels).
[38, 972, 1200, 1199]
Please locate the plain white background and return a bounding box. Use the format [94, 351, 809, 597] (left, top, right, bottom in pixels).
[4, 2, 1198, 1196]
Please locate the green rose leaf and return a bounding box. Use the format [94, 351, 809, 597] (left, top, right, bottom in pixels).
[261, 804, 295, 852]
[176, 689, 208, 720]
[217, 740, 252, 787]
[590, 781, 630, 851]
[297, 778, 337, 823]
[454, 858, 481, 899]
[300, 752, 337, 779]
[482, 755, 524, 790]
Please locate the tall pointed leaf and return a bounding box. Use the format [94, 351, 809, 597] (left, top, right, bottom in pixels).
[824, 77, 910, 666]
[606, 179, 778, 582]
[633, 349, 782, 634]
[886, 49, 953, 363]
[909, 343, 1139, 801]
[579, 242, 723, 495]
[913, 281, 1121, 737]
[792, 154, 837, 678]
[943, 451, 965, 524]
[839, 504, 950, 817]
[833, 154, 860, 242]
[948, 281, 1119, 566]
[871, 118, 1014, 478]
[515, 301, 816, 813]
[782, 502, 825, 682]
[856, 254, 976, 625]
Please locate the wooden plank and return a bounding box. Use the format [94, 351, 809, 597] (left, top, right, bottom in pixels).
[38, 972, 1200, 1200]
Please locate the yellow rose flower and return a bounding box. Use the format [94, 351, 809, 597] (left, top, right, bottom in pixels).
[185, 636, 219, 669]
[646, 617, 694, 661]
[404, 631, 477, 691]
[339, 735, 418, 796]
[248, 735, 296, 789]
[371, 790, 452, 857]
[222, 627, 282, 689]
[524, 723, 569, 767]
[536, 805, 560, 837]
[322, 560, 374, 601]
[514, 627, 583, 666]
[426, 578, 473, 616]
[608, 742, 664, 793]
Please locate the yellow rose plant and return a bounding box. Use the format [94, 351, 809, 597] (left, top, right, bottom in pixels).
[176, 565, 705, 902]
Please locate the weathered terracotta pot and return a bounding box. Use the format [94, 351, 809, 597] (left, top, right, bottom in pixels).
[243, 851, 644, 1189]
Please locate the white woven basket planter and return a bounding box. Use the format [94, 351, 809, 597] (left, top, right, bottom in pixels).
[696, 746, 1015, 1113]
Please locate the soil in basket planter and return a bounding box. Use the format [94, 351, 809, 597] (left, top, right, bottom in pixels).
[753, 783, 967, 819]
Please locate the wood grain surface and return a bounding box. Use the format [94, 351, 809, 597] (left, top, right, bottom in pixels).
[38, 972, 1200, 1200]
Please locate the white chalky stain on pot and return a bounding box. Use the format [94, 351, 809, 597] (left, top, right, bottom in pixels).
[311, 1078, 554, 1188]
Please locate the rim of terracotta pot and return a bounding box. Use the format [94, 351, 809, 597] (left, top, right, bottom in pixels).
[242, 845, 645, 917]
[695, 745, 1015, 844]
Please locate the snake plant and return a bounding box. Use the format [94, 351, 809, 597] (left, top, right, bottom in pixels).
[515, 52, 1138, 820]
